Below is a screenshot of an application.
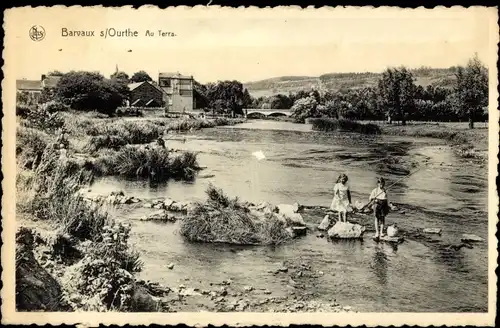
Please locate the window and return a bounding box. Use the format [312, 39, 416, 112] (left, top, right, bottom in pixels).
[180, 90, 192, 96]
[160, 78, 171, 87]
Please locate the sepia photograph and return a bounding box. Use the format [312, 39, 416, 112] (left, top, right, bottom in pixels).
[2, 5, 498, 327]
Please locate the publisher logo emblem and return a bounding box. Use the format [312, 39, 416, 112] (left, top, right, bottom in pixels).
[29, 25, 45, 41]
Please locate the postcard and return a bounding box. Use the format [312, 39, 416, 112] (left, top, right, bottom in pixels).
[2, 5, 498, 327]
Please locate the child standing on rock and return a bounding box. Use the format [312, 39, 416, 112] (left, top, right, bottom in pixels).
[330, 173, 352, 222]
[369, 177, 390, 239]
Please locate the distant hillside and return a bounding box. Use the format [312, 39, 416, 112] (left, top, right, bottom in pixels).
[244, 67, 458, 98]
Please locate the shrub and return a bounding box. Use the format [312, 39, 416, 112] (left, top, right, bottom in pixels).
[40, 100, 70, 113]
[86, 120, 163, 145]
[310, 118, 382, 134]
[16, 104, 34, 118]
[17, 127, 52, 169]
[116, 107, 143, 117]
[84, 135, 129, 153]
[61, 222, 144, 311]
[22, 105, 66, 133]
[165, 118, 215, 132]
[179, 185, 292, 245]
[108, 146, 200, 181]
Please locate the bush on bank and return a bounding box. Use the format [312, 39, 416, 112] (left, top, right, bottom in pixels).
[310, 118, 382, 135]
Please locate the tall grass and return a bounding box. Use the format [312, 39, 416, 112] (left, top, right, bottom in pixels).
[179, 184, 292, 245]
[17, 127, 52, 169]
[165, 118, 216, 132]
[310, 118, 382, 134]
[165, 117, 246, 132]
[18, 147, 108, 241]
[92, 146, 200, 181]
[83, 120, 164, 151]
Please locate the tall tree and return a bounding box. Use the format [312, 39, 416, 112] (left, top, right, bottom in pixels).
[376, 67, 417, 125]
[110, 71, 130, 81]
[205, 80, 246, 115]
[130, 70, 153, 83]
[55, 71, 125, 115]
[453, 55, 488, 129]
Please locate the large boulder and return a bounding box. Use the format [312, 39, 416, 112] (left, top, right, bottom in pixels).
[327, 222, 366, 239]
[130, 285, 158, 312]
[318, 215, 331, 231]
[16, 227, 64, 311]
[277, 204, 306, 227]
[254, 202, 278, 214]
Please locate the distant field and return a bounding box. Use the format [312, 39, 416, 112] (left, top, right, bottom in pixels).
[244, 68, 457, 97]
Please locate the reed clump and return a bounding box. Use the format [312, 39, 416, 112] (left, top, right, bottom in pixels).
[310, 118, 382, 134]
[179, 184, 292, 245]
[91, 146, 200, 181]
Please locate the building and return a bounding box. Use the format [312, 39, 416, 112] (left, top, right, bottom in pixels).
[16, 75, 61, 104]
[158, 72, 194, 113]
[127, 81, 166, 107]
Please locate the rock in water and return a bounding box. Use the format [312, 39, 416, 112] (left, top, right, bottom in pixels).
[423, 228, 442, 235]
[318, 215, 331, 231]
[461, 234, 484, 242]
[386, 224, 399, 237]
[378, 235, 405, 244]
[277, 204, 306, 227]
[141, 210, 176, 222]
[327, 222, 366, 239]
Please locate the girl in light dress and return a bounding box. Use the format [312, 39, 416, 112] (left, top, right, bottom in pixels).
[330, 173, 353, 222]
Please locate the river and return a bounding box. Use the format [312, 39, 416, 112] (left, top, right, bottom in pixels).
[90, 120, 488, 312]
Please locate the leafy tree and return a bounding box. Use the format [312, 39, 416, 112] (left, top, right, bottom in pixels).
[269, 94, 293, 109]
[376, 67, 417, 125]
[318, 100, 338, 118]
[55, 71, 125, 115]
[130, 70, 153, 83]
[453, 55, 488, 128]
[111, 71, 130, 81]
[193, 81, 209, 109]
[290, 96, 318, 123]
[205, 80, 247, 115]
[47, 70, 64, 76]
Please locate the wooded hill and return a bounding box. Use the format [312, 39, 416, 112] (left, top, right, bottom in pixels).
[244, 67, 458, 98]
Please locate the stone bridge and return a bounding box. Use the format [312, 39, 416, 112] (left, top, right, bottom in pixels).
[244, 109, 292, 118]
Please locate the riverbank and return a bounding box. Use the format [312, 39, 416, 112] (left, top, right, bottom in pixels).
[16, 111, 354, 312]
[300, 116, 488, 162]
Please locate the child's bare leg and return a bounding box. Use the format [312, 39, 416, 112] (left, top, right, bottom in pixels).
[374, 216, 380, 237]
[380, 220, 385, 237]
[337, 212, 341, 222]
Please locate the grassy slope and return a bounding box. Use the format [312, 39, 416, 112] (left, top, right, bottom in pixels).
[244, 69, 457, 97]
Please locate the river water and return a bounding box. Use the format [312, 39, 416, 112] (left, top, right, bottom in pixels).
[91, 120, 488, 312]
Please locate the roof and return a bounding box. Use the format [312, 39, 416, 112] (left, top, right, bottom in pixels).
[159, 72, 193, 79]
[16, 79, 42, 91]
[128, 82, 144, 91]
[42, 76, 61, 88]
[128, 81, 166, 94]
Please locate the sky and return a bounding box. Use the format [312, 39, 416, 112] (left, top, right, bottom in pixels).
[5, 6, 498, 84]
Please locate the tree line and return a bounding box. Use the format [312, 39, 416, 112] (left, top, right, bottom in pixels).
[250, 55, 488, 128]
[17, 55, 488, 128]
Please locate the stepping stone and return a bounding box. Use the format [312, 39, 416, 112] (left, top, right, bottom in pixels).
[423, 228, 442, 235]
[461, 234, 484, 242]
